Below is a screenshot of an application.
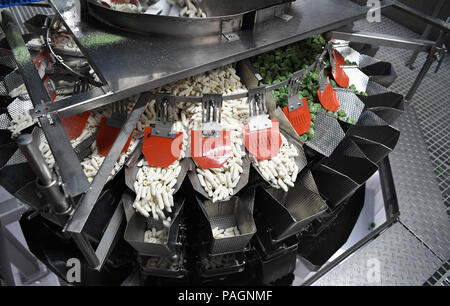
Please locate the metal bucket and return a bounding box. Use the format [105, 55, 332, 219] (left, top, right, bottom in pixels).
[123, 192, 185, 257]
[258, 169, 328, 242]
[196, 188, 256, 255]
[346, 124, 400, 164]
[138, 226, 188, 279]
[139, 253, 188, 279]
[361, 61, 397, 88]
[86, 0, 290, 37]
[312, 138, 378, 209]
[360, 92, 405, 125]
[197, 251, 246, 279]
[253, 234, 298, 285]
[198, 0, 291, 16]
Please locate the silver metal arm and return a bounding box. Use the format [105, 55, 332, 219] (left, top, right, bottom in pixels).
[17, 134, 71, 215]
[330, 31, 435, 52]
[330, 29, 448, 101]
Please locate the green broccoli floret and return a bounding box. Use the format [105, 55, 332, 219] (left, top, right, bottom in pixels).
[300, 134, 308, 142]
[306, 128, 315, 139]
[337, 110, 346, 117]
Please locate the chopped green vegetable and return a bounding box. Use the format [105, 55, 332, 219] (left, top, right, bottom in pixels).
[300, 134, 308, 142]
[306, 129, 315, 139]
[251, 35, 326, 109]
[337, 110, 347, 117]
[13, 45, 30, 65]
[81, 33, 124, 49]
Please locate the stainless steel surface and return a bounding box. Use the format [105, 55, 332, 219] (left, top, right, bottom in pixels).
[334, 89, 365, 120]
[40, 0, 374, 118]
[198, 0, 291, 16]
[347, 125, 400, 164]
[424, 260, 450, 286]
[1, 9, 90, 197]
[305, 112, 345, 157]
[94, 202, 124, 270]
[86, 0, 247, 37]
[66, 92, 150, 235]
[263, 170, 328, 242]
[389, 103, 450, 261]
[71, 232, 100, 268]
[123, 193, 185, 258]
[312, 222, 443, 286]
[333, 5, 450, 102]
[294, 171, 390, 285]
[198, 189, 256, 255]
[16, 134, 53, 186]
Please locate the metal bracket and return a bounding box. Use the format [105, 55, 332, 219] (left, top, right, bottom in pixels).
[330, 31, 436, 52]
[201, 94, 223, 137]
[248, 86, 272, 131]
[287, 70, 306, 112]
[330, 29, 448, 100]
[221, 19, 240, 41]
[152, 93, 176, 139]
[434, 43, 447, 73]
[276, 13, 293, 22]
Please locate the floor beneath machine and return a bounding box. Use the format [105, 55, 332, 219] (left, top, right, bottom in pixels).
[312, 15, 449, 286]
[0, 8, 448, 286]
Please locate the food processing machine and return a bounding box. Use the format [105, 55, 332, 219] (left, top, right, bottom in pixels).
[0, 0, 448, 285]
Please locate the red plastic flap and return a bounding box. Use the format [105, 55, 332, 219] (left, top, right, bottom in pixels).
[142, 127, 183, 168]
[283, 98, 311, 135]
[317, 77, 340, 112]
[191, 130, 232, 169]
[96, 117, 134, 157]
[61, 111, 90, 140]
[243, 119, 282, 161]
[333, 49, 346, 66]
[331, 49, 350, 88]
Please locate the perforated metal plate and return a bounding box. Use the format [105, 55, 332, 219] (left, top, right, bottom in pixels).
[7, 96, 33, 120]
[305, 112, 345, 157]
[359, 54, 380, 68]
[0, 113, 11, 130]
[335, 89, 365, 120]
